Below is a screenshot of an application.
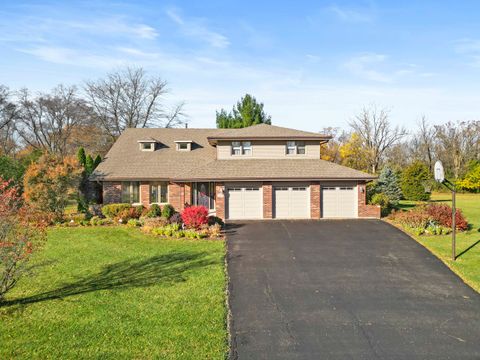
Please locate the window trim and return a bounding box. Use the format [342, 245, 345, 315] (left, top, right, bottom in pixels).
[231, 141, 252, 156]
[121, 181, 140, 204]
[286, 141, 306, 155]
[149, 181, 169, 204]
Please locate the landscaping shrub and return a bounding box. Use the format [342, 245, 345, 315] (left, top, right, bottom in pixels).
[127, 219, 142, 227]
[144, 204, 161, 218]
[388, 209, 430, 229]
[208, 223, 222, 238]
[101, 203, 132, 218]
[401, 161, 431, 201]
[181, 206, 209, 229]
[161, 204, 175, 219]
[208, 216, 224, 227]
[370, 192, 392, 217]
[88, 204, 103, 217]
[425, 203, 469, 231]
[169, 212, 183, 225]
[117, 206, 143, 223]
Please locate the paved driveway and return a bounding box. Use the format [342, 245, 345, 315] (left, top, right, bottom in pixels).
[227, 220, 480, 359]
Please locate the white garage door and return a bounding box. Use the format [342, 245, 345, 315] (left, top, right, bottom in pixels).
[226, 185, 262, 219]
[274, 185, 310, 219]
[321, 185, 357, 218]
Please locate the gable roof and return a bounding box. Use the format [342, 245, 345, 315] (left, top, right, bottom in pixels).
[91, 126, 374, 181]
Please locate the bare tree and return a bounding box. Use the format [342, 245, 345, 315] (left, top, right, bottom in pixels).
[349, 105, 407, 173]
[411, 115, 436, 171]
[84, 67, 186, 139]
[16, 85, 91, 156]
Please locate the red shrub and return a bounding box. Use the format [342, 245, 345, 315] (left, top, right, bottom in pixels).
[181, 206, 208, 229]
[388, 209, 430, 228]
[426, 203, 469, 231]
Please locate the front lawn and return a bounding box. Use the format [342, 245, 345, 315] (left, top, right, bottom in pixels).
[397, 193, 480, 292]
[0, 227, 227, 359]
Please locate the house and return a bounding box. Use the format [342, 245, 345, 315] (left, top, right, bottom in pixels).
[91, 124, 380, 220]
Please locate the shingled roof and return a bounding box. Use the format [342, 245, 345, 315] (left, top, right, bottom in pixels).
[92, 125, 375, 181]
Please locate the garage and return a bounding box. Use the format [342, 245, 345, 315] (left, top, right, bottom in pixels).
[321, 184, 357, 218]
[226, 184, 263, 219]
[274, 184, 310, 219]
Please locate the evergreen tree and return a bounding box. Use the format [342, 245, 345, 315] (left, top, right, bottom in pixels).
[216, 94, 271, 128]
[93, 154, 102, 169]
[77, 147, 86, 167]
[85, 155, 94, 175]
[376, 166, 403, 204]
[401, 161, 431, 201]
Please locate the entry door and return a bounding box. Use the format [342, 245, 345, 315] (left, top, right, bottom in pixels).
[274, 185, 310, 219]
[226, 185, 262, 219]
[321, 185, 356, 218]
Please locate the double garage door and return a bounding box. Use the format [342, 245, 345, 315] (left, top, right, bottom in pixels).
[225, 183, 357, 220]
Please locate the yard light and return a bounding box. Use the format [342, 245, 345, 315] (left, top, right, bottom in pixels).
[434, 160, 456, 261]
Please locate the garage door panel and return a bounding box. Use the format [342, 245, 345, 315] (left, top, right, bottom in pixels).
[321, 185, 356, 218]
[273, 184, 310, 219]
[226, 185, 262, 219]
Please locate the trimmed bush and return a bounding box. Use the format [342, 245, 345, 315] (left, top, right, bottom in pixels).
[169, 212, 183, 225]
[370, 193, 392, 217]
[144, 204, 161, 218]
[425, 203, 469, 231]
[127, 219, 142, 227]
[102, 203, 132, 218]
[208, 216, 224, 227]
[401, 161, 431, 201]
[161, 204, 175, 219]
[181, 206, 208, 229]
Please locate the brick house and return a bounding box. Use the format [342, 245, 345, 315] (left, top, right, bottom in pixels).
[92, 124, 380, 220]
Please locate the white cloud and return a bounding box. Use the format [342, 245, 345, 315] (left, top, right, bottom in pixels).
[166, 8, 229, 48]
[328, 4, 374, 23]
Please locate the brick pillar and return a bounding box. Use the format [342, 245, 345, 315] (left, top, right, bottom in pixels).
[263, 182, 272, 219]
[215, 182, 225, 219]
[169, 182, 185, 212]
[103, 182, 121, 204]
[310, 181, 320, 219]
[358, 182, 366, 207]
[140, 182, 150, 207]
[184, 182, 192, 206]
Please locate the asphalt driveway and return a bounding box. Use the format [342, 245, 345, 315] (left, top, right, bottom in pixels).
[227, 220, 480, 359]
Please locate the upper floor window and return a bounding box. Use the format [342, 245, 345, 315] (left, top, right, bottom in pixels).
[286, 141, 306, 155]
[121, 181, 139, 203]
[150, 182, 168, 203]
[232, 141, 252, 156]
[175, 140, 192, 151]
[138, 141, 156, 151]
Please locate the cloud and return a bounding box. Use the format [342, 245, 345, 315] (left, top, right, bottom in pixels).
[328, 4, 374, 23]
[166, 8, 229, 48]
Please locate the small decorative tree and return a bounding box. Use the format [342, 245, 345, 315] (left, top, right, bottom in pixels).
[401, 161, 431, 201]
[0, 178, 47, 301]
[23, 154, 82, 221]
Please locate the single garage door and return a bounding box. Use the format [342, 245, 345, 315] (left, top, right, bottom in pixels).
[274, 185, 310, 219]
[226, 185, 262, 219]
[321, 185, 357, 218]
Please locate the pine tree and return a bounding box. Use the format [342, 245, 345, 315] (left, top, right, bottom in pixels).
[93, 155, 102, 169]
[401, 161, 431, 201]
[85, 155, 94, 175]
[77, 147, 86, 167]
[216, 94, 271, 128]
[376, 166, 403, 204]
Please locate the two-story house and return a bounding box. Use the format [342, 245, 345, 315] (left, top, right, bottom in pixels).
[91, 124, 380, 219]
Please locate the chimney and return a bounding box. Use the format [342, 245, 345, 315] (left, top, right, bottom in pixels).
[185, 123, 188, 129]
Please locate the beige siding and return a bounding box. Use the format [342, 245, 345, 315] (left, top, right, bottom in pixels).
[217, 140, 320, 159]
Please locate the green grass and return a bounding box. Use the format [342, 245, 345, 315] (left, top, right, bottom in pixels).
[398, 193, 480, 292]
[0, 227, 227, 359]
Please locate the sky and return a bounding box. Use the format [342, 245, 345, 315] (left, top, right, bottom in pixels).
[0, 0, 479, 132]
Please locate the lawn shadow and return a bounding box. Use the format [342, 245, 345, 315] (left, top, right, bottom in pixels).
[1, 251, 215, 308]
[457, 239, 480, 259]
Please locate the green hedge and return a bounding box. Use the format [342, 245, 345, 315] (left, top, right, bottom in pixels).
[101, 203, 132, 218]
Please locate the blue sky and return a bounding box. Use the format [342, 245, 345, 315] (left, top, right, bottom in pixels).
[1, 0, 479, 131]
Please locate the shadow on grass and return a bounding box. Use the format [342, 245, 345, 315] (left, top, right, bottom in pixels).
[1, 251, 215, 308]
[457, 239, 480, 259]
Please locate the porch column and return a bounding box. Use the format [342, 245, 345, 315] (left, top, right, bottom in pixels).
[215, 182, 225, 219]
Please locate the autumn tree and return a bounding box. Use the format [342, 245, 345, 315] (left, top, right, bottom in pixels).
[0, 178, 47, 301]
[216, 94, 272, 128]
[15, 85, 91, 156]
[23, 154, 82, 220]
[85, 67, 186, 140]
[339, 133, 370, 171]
[0, 86, 18, 156]
[320, 127, 343, 163]
[349, 105, 407, 173]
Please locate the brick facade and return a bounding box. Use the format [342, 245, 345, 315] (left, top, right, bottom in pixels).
[103, 182, 121, 204]
[262, 182, 273, 219]
[310, 181, 321, 219]
[357, 182, 381, 218]
[184, 182, 192, 207]
[140, 182, 150, 206]
[168, 182, 185, 211]
[215, 182, 225, 219]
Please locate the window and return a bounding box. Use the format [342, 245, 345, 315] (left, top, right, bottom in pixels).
[139, 142, 155, 151]
[176, 141, 192, 151]
[231, 141, 252, 156]
[178, 143, 189, 150]
[150, 182, 168, 203]
[193, 182, 215, 210]
[121, 182, 139, 203]
[286, 141, 306, 155]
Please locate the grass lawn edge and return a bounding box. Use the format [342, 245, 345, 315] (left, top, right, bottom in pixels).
[383, 219, 480, 293]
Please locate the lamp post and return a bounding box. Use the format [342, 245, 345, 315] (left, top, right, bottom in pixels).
[434, 160, 456, 261]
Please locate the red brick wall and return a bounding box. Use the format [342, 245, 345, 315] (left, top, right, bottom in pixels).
[215, 182, 225, 219]
[169, 182, 185, 212]
[103, 182, 121, 204]
[263, 182, 273, 219]
[310, 182, 321, 219]
[357, 182, 381, 218]
[140, 182, 150, 207]
[184, 183, 192, 206]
